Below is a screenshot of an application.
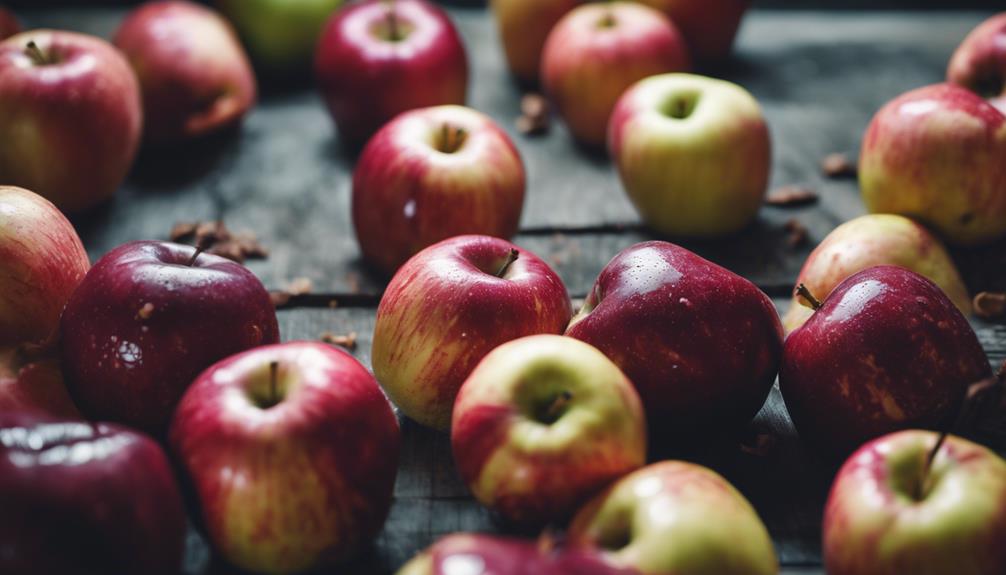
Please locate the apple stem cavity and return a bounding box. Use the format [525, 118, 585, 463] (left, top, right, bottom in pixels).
[495, 248, 520, 278]
[438, 124, 468, 154]
[795, 283, 823, 311]
[382, 0, 403, 42]
[25, 41, 51, 66]
[269, 361, 279, 405]
[541, 391, 573, 424]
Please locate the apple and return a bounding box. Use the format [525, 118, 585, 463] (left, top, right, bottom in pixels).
[315, 0, 468, 146]
[353, 105, 525, 275]
[0, 410, 186, 575]
[947, 12, 1006, 113]
[114, 0, 257, 144]
[216, 0, 342, 73]
[170, 341, 400, 574]
[452, 334, 646, 526]
[565, 241, 783, 437]
[634, 0, 749, 65]
[372, 235, 572, 431]
[609, 73, 770, 237]
[60, 240, 280, 434]
[568, 461, 778, 575]
[0, 7, 20, 40]
[860, 83, 1006, 246]
[0, 345, 79, 418]
[780, 266, 991, 455]
[490, 0, 579, 87]
[823, 430, 1006, 575]
[540, 1, 690, 148]
[0, 31, 141, 213]
[781, 214, 971, 333]
[0, 186, 89, 347]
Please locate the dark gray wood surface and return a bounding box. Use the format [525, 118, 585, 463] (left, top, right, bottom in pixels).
[16, 5, 1004, 575]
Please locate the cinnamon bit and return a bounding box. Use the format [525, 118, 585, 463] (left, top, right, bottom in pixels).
[328, 299, 339, 309]
[284, 277, 313, 296]
[821, 153, 857, 179]
[269, 291, 292, 308]
[974, 292, 1006, 320]
[766, 186, 818, 207]
[784, 218, 808, 248]
[321, 331, 357, 351]
[168, 220, 268, 264]
[136, 302, 155, 320]
[739, 431, 779, 457]
[517, 93, 550, 136]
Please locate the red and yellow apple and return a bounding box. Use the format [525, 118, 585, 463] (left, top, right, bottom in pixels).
[947, 12, 1006, 113]
[0, 345, 78, 418]
[490, 0, 579, 86]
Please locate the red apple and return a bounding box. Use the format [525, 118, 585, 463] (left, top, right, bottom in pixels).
[780, 266, 991, 455]
[635, 0, 749, 65]
[353, 104, 525, 275]
[315, 0, 468, 145]
[490, 0, 579, 87]
[114, 0, 257, 144]
[823, 430, 1006, 575]
[860, 83, 1006, 245]
[372, 235, 572, 431]
[0, 7, 20, 40]
[452, 335, 646, 526]
[948, 12, 1006, 113]
[0, 31, 141, 213]
[541, 1, 689, 148]
[0, 345, 79, 418]
[60, 240, 280, 434]
[171, 341, 400, 574]
[0, 410, 186, 575]
[565, 241, 783, 437]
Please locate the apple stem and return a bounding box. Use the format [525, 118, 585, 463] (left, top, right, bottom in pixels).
[384, 0, 401, 41]
[25, 41, 50, 66]
[187, 245, 205, 267]
[440, 124, 467, 154]
[795, 283, 822, 310]
[495, 248, 520, 278]
[544, 391, 573, 422]
[269, 361, 279, 405]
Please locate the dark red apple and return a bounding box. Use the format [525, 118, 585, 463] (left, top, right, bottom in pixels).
[60, 240, 280, 434]
[0, 7, 20, 40]
[315, 0, 468, 145]
[0, 410, 186, 575]
[780, 266, 991, 455]
[565, 241, 783, 436]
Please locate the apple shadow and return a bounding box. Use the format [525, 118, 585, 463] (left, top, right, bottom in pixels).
[126, 125, 244, 193]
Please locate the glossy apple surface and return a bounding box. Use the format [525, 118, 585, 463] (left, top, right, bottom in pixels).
[541, 1, 689, 148]
[216, 0, 342, 73]
[171, 341, 400, 574]
[635, 0, 749, 65]
[0, 345, 79, 418]
[0, 31, 141, 213]
[569, 461, 778, 575]
[490, 0, 579, 86]
[0, 411, 186, 575]
[780, 266, 991, 455]
[353, 105, 525, 275]
[565, 241, 783, 436]
[782, 214, 971, 333]
[114, 0, 256, 143]
[0, 7, 20, 40]
[824, 430, 1006, 575]
[61, 240, 280, 434]
[609, 73, 770, 237]
[373, 235, 571, 430]
[860, 83, 1006, 245]
[315, 0, 468, 145]
[452, 335, 645, 526]
[947, 12, 1006, 113]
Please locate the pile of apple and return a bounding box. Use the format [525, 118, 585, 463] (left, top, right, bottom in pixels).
[1, 1, 1006, 575]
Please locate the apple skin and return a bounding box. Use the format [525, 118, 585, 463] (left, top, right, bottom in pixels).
[634, 0, 749, 65]
[170, 341, 400, 575]
[541, 1, 690, 148]
[315, 0, 468, 146]
[780, 266, 991, 456]
[0, 410, 187, 575]
[860, 83, 1006, 246]
[565, 241, 783, 436]
[823, 430, 1006, 575]
[114, 0, 257, 144]
[372, 235, 572, 431]
[782, 214, 971, 333]
[947, 12, 1006, 113]
[609, 73, 770, 237]
[0, 31, 141, 213]
[452, 335, 646, 526]
[60, 240, 280, 434]
[490, 0, 579, 87]
[0, 7, 20, 40]
[0, 345, 79, 418]
[0, 186, 89, 347]
[353, 105, 525, 275]
[568, 461, 778, 575]
[216, 0, 342, 73]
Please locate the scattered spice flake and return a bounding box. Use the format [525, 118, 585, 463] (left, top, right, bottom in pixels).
[821, 152, 857, 179]
[136, 302, 155, 320]
[784, 218, 809, 248]
[766, 185, 818, 207]
[516, 93, 550, 136]
[974, 291, 1006, 320]
[284, 277, 313, 296]
[321, 331, 357, 351]
[269, 291, 292, 308]
[168, 220, 268, 264]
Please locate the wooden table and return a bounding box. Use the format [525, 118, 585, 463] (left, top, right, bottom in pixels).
[20, 6, 1005, 574]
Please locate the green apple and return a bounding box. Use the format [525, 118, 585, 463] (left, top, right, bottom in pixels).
[609, 73, 771, 237]
[216, 0, 342, 71]
[782, 214, 971, 332]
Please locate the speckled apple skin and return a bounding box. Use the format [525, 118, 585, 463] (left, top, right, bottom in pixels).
[568, 461, 778, 575]
[452, 335, 646, 526]
[352, 105, 525, 275]
[171, 342, 400, 575]
[565, 241, 783, 435]
[824, 430, 1006, 575]
[860, 83, 1006, 246]
[490, 0, 580, 86]
[60, 241, 279, 434]
[114, 0, 256, 143]
[634, 0, 749, 64]
[372, 235, 572, 431]
[780, 266, 991, 456]
[948, 12, 1006, 112]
